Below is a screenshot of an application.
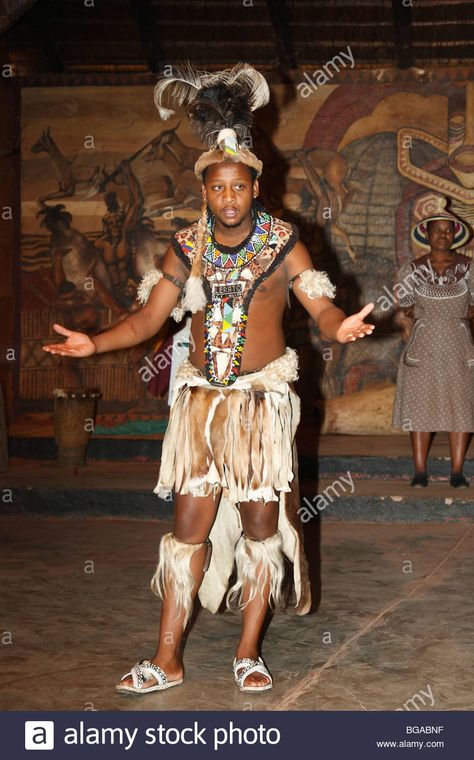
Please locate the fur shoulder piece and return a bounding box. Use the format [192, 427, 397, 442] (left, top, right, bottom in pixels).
[136, 269, 185, 322]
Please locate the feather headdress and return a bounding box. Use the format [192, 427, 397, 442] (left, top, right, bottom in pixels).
[154, 63, 268, 175]
[153, 63, 270, 313]
[154, 62, 269, 132]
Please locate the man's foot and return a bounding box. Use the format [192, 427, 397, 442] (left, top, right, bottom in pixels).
[233, 656, 273, 692]
[411, 472, 428, 488]
[116, 656, 184, 694]
[450, 472, 469, 488]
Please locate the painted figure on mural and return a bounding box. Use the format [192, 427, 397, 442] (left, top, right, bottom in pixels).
[398, 81, 474, 228]
[94, 159, 144, 307]
[38, 203, 126, 319]
[43, 65, 375, 694]
[296, 147, 356, 261]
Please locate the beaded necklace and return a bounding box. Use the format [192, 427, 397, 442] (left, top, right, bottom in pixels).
[203, 207, 270, 270]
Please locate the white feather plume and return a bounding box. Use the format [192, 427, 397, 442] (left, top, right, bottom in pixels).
[182, 275, 207, 313]
[153, 62, 208, 120]
[221, 63, 270, 111]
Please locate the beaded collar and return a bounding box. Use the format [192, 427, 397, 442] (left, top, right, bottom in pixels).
[203, 207, 272, 269]
[415, 261, 469, 286]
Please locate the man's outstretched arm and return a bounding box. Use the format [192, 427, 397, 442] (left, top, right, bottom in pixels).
[43, 245, 188, 357]
[285, 240, 374, 342]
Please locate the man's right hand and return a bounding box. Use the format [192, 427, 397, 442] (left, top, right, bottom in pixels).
[42, 324, 97, 357]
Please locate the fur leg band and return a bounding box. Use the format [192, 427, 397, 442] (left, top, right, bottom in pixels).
[226, 531, 285, 611]
[151, 533, 212, 626]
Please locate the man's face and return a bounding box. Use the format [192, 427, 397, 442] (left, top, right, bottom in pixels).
[427, 219, 455, 250]
[203, 162, 258, 229]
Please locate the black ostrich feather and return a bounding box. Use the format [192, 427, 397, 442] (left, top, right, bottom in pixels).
[187, 82, 254, 147]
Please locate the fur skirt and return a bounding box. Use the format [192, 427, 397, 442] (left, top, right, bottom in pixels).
[154, 347, 311, 615]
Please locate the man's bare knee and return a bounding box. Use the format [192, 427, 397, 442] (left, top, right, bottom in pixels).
[173, 492, 220, 544]
[239, 500, 279, 540]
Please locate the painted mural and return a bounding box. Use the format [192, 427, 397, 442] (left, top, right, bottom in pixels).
[20, 76, 474, 431]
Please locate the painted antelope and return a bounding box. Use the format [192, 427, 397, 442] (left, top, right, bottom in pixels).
[31, 127, 106, 201]
[142, 126, 202, 213]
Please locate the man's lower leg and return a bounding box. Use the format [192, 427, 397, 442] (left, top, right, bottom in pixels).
[150, 534, 212, 663]
[118, 534, 211, 688]
[229, 531, 285, 688]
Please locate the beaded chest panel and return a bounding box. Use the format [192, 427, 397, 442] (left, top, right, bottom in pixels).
[173, 205, 297, 386]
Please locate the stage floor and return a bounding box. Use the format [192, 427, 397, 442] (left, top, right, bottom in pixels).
[1, 515, 473, 711]
[2, 432, 473, 710]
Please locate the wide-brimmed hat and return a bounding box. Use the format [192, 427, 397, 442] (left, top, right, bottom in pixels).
[412, 211, 470, 249]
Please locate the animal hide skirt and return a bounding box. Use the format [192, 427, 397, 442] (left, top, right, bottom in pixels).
[154, 347, 311, 615]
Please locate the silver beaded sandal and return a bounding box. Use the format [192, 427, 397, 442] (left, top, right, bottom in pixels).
[116, 658, 183, 694]
[233, 657, 273, 692]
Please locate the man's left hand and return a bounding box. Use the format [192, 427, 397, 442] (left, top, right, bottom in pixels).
[336, 303, 375, 343]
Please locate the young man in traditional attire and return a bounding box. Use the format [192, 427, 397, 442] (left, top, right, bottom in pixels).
[43, 65, 374, 694]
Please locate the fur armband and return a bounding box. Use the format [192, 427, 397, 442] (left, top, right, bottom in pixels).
[136, 269, 185, 322]
[289, 268, 336, 300]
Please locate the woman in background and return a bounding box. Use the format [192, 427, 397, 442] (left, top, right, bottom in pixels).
[393, 206, 474, 487]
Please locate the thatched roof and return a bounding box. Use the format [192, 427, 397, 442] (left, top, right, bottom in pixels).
[2, 0, 474, 78]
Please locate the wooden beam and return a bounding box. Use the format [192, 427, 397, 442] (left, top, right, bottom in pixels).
[0, 0, 39, 34]
[28, 0, 65, 73]
[266, 0, 297, 70]
[392, 0, 415, 68]
[131, 0, 163, 74]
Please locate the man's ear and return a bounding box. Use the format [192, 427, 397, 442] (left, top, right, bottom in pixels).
[253, 179, 259, 198]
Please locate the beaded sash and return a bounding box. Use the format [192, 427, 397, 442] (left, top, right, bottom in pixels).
[172, 205, 298, 386]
